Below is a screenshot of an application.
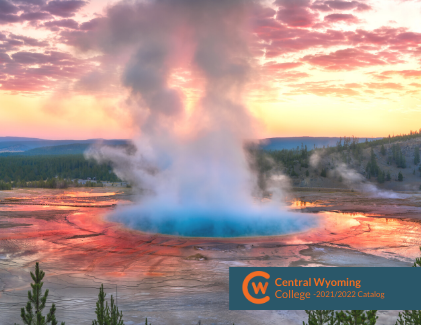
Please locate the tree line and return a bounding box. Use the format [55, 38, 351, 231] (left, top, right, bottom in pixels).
[0, 155, 120, 189]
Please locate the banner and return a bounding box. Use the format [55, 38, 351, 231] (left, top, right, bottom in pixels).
[229, 267, 421, 310]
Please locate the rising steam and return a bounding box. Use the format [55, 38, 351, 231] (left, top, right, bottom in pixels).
[310, 152, 404, 199]
[84, 0, 316, 237]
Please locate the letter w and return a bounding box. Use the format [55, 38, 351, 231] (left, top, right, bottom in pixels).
[252, 282, 268, 295]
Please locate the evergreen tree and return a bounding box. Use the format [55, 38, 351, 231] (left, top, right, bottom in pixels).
[398, 172, 403, 181]
[15, 262, 65, 325]
[380, 144, 386, 156]
[320, 169, 327, 177]
[303, 310, 336, 325]
[395, 310, 421, 325]
[386, 171, 391, 181]
[107, 295, 123, 325]
[93, 284, 124, 325]
[414, 147, 420, 165]
[306, 170, 310, 177]
[378, 170, 385, 184]
[335, 310, 378, 325]
[366, 148, 379, 177]
[392, 144, 407, 168]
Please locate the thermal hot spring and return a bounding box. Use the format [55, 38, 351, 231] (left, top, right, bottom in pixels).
[107, 199, 318, 237]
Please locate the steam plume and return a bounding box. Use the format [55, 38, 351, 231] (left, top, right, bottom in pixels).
[309, 152, 404, 199]
[84, 0, 316, 237]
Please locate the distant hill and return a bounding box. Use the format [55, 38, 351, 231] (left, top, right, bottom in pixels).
[0, 136, 384, 156]
[0, 137, 43, 142]
[260, 137, 382, 151]
[0, 138, 129, 154]
[8, 143, 91, 156]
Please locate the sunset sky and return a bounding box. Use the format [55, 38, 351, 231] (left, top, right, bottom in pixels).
[1, 0, 421, 140]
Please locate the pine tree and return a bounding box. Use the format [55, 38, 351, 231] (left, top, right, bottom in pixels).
[108, 295, 124, 325]
[414, 147, 420, 165]
[380, 144, 386, 156]
[366, 148, 379, 177]
[398, 172, 403, 181]
[15, 262, 65, 325]
[378, 170, 385, 184]
[395, 247, 421, 324]
[93, 284, 124, 325]
[303, 310, 336, 325]
[93, 284, 107, 325]
[335, 310, 378, 324]
[395, 310, 421, 325]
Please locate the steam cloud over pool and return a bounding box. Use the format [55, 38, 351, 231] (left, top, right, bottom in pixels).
[83, 0, 318, 237]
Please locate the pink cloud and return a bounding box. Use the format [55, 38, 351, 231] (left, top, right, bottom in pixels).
[44, 19, 79, 30]
[324, 13, 360, 24]
[43, 0, 87, 18]
[365, 82, 404, 90]
[311, 0, 372, 12]
[302, 48, 404, 70]
[381, 69, 421, 78]
[264, 61, 303, 70]
[275, 0, 319, 27]
[286, 81, 361, 97]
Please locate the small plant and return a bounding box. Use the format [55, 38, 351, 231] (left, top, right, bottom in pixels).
[15, 262, 65, 325]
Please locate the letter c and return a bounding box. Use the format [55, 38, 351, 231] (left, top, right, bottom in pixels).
[242, 271, 270, 304]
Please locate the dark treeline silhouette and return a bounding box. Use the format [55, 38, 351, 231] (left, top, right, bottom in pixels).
[0, 155, 120, 189]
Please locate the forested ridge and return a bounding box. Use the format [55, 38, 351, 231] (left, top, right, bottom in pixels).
[0, 155, 120, 183]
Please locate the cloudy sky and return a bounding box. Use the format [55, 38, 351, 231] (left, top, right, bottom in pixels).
[1, 0, 421, 139]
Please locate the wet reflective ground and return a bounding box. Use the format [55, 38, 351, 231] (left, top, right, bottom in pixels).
[1, 188, 421, 324]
